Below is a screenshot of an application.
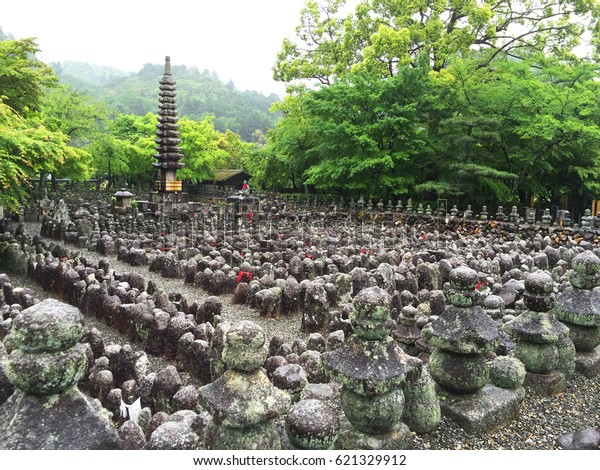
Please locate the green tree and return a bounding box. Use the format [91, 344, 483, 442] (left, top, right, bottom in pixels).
[275, 0, 600, 86]
[427, 56, 600, 210]
[178, 116, 229, 183]
[39, 84, 110, 185]
[90, 113, 157, 189]
[0, 38, 57, 115]
[266, 67, 432, 196]
[262, 88, 319, 191]
[0, 99, 80, 209]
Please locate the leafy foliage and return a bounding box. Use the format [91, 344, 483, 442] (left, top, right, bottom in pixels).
[0, 99, 81, 208]
[0, 38, 57, 115]
[274, 0, 600, 86]
[263, 55, 600, 212]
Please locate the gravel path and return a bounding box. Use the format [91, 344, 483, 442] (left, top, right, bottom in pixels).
[5, 222, 600, 450]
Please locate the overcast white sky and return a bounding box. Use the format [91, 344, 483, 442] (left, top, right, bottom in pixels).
[1, 0, 323, 96]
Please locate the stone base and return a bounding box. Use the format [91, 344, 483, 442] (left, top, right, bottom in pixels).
[575, 348, 600, 378]
[0, 387, 121, 449]
[438, 384, 524, 433]
[524, 370, 566, 396]
[336, 419, 413, 450]
[203, 420, 284, 450]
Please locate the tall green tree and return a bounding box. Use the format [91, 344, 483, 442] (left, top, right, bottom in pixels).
[266, 66, 432, 196]
[274, 0, 600, 86]
[427, 56, 600, 209]
[39, 84, 109, 185]
[0, 37, 92, 208]
[178, 116, 229, 183]
[0, 99, 80, 209]
[90, 113, 157, 189]
[0, 38, 57, 115]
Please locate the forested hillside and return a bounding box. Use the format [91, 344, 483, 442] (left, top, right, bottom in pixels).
[52, 61, 281, 142]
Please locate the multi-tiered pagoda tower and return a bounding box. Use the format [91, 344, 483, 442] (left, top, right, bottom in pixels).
[153, 56, 184, 192]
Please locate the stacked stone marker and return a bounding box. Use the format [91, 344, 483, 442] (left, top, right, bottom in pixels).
[0, 299, 120, 449]
[504, 270, 573, 395]
[553, 251, 600, 377]
[198, 321, 291, 449]
[422, 266, 524, 432]
[322, 287, 419, 449]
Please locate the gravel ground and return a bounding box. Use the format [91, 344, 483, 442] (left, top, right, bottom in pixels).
[4, 222, 600, 450]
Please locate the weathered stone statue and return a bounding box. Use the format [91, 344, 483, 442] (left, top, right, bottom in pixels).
[198, 321, 291, 449]
[322, 287, 419, 449]
[504, 270, 574, 395]
[553, 251, 600, 377]
[0, 299, 121, 449]
[422, 266, 524, 432]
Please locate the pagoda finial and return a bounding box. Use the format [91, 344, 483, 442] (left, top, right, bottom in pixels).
[164, 56, 171, 75]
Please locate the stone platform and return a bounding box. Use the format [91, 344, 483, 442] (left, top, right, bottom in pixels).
[336, 419, 414, 450]
[0, 387, 121, 449]
[438, 384, 525, 433]
[575, 348, 600, 378]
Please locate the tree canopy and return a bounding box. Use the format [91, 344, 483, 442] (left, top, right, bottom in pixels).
[274, 0, 600, 86]
[262, 54, 600, 211]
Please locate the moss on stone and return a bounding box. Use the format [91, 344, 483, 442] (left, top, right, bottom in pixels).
[515, 341, 558, 373]
[428, 349, 489, 394]
[6, 343, 88, 395]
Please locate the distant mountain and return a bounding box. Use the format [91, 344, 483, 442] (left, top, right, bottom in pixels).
[0, 27, 13, 41]
[51, 61, 132, 87]
[51, 61, 281, 142]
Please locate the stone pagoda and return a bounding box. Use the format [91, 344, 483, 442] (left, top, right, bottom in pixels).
[553, 251, 600, 377]
[150, 56, 188, 213]
[422, 266, 525, 432]
[503, 270, 573, 395]
[321, 287, 420, 449]
[198, 321, 291, 449]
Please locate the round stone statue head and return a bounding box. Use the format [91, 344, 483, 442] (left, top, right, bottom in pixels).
[6, 299, 88, 395]
[446, 266, 479, 308]
[222, 321, 268, 372]
[570, 250, 600, 290]
[351, 286, 391, 340]
[523, 270, 554, 311]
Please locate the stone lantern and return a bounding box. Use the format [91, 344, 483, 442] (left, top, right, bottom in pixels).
[113, 187, 134, 214]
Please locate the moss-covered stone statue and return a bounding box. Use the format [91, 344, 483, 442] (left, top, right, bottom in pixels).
[0, 299, 121, 449]
[322, 286, 420, 449]
[422, 266, 499, 394]
[553, 251, 600, 377]
[504, 270, 573, 395]
[198, 320, 291, 449]
[422, 266, 524, 432]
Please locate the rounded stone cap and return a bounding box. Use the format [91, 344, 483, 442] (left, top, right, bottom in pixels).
[12, 299, 85, 353]
[483, 295, 504, 310]
[450, 266, 478, 291]
[272, 364, 308, 394]
[524, 271, 554, 295]
[222, 320, 268, 372]
[225, 320, 265, 349]
[286, 399, 339, 450]
[351, 286, 391, 340]
[572, 251, 600, 275]
[447, 266, 479, 307]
